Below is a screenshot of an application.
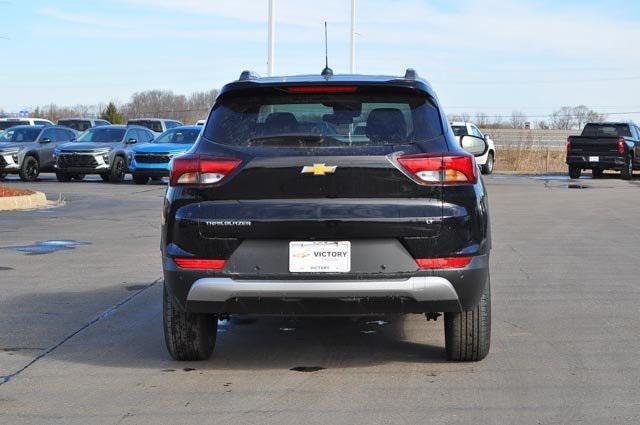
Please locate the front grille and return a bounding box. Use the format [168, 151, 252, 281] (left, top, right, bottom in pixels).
[57, 153, 98, 168]
[135, 154, 171, 164]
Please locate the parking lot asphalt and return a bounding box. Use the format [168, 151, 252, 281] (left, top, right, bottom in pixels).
[1, 172, 639, 425]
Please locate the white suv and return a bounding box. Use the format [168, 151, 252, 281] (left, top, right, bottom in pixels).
[0, 117, 54, 131]
[450, 121, 496, 174]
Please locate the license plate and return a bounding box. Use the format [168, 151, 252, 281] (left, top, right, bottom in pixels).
[589, 156, 599, 162]
[289, 241, 351, 273]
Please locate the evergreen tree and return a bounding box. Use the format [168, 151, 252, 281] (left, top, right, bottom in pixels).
[101, 102, 124, 124]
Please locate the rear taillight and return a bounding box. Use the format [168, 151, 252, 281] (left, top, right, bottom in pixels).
[416, 256, 472, 269]
[566, 137, 572, 151]
[174, 258, 226, 270]
[618, 137, 625, 154]
[396, 153, 477, 185]
[169, 154, 241, 186]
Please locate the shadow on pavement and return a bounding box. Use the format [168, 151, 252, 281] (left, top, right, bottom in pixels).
[3, 283, 450, 374]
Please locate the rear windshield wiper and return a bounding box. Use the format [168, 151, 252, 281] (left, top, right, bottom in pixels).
[247, 133, 328, 147]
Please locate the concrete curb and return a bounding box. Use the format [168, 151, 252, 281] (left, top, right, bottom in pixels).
[0, 191, 48, 211]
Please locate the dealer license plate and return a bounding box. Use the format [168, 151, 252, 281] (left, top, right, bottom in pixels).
[589, 156, 599, 162]
[289, 241, 351, 273]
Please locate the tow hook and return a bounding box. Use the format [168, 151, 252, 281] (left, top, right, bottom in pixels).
[425, 312, 442, 321]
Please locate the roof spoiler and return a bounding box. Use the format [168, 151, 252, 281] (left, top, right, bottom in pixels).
[238, 70, 260, 81]
[404, 68, 418, 80]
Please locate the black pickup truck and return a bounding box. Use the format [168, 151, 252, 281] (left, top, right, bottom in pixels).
[566, 122, 640, 179]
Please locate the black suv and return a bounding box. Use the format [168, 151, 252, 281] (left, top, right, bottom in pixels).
[162, 69, 492, 362]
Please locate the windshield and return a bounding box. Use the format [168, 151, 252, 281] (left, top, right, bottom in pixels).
[0, 121, 28, 130]
[0, 127, 41, 143]
[59, 119, 92, 132]
[582, 124, 632, 138]
[128, 120, 163, 133]
[153, 128, 200, 144]
[77, 127, 126, 143]
[203, 88, 443, 147]
[451, 125, 468, 137]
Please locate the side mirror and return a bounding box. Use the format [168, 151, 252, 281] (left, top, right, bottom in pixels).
[70, 138, 76, 142]
[126, 138, 137, 144]
[460, 134, 488, 157]
[40, 138, 52, 144]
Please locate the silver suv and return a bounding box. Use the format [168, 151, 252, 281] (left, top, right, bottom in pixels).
[0, 125, 78, 181]
[54, 125, 155, 182]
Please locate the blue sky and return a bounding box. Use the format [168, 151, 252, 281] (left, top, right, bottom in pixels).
[2, 0, 640, 121]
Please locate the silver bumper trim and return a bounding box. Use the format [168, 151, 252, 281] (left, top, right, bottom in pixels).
[187, 276, 459, 303]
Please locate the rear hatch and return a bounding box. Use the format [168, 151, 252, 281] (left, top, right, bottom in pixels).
[171, 84, 455, 276]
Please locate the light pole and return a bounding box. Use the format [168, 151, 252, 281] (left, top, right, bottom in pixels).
[350, 0, 356, 73]
[267, 0, 275, 76]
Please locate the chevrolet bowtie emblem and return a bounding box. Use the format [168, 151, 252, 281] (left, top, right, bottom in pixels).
[301, 163, 337, 176]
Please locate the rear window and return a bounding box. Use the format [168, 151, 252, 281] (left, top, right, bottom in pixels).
[582, 124, 631, 138]
[203, 87, 443, 147]
[58, 119, 92, 132]
[451, 125, 468, 137]
[128, 120, 163, 133]
[0, 120, 28, 130]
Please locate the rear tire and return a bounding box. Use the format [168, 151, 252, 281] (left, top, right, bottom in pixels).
[72, 174, 85, 181]
[568, 165, 581, 179]
[109, 156, 126, 183]
[19, 156, 39, 182]
[444, 278, 491, 362]
[621, 156, 633, 180]
[163, 284, 217, 361]
[0, 173, 6, 180]
[481, 152, 494, 175]
[132, 174, 149, 185]
[592, 168, 604, 179]
[56, 172, 72, 182]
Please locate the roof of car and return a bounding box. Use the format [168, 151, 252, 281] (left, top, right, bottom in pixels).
[169, 125, 201, 130]
[93, 124, 127, 129]
[4, 125, 45, 130]
[450, 122, 471, 126]
[220, 72, 436, 98]
[58, 117, 101, 121]
[128, 118, 176, 122]
[586, 122, 635, 125]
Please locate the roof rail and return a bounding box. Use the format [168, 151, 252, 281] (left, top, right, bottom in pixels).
[404, 68, 418, 80]
[238, 70, 260, 81]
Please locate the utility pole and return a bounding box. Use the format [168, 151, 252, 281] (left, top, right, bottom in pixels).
[350, 0, 356, 73]
[267, 0, 275, 76]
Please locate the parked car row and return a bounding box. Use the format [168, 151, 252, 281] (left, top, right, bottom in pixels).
[0, 123, 201, 183]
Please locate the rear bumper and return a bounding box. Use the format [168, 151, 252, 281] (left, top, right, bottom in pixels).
[566, 155, 625, 169]
[163, 254, 489, 315]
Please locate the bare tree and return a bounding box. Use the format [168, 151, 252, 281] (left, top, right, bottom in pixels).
[509, 111, 527, 129]
[550, 106, 574, 130]
[475, 112, 490, 127]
